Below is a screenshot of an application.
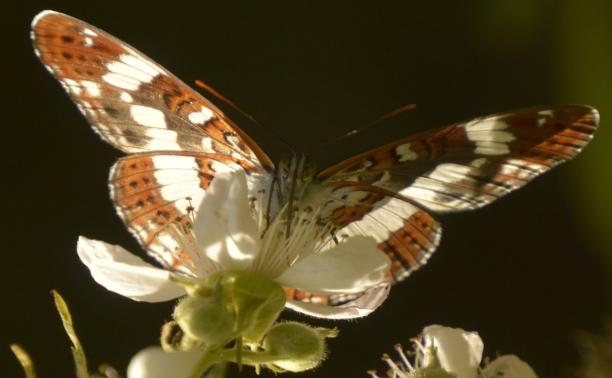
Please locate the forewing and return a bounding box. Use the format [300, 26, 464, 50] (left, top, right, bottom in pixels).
[314, 105, 597, 282]
[31, 10, 272, 169]
[320, 105, 597, 212]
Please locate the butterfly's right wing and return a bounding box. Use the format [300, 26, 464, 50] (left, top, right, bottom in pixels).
[306, 183, 441, 283]
[314, 105, 598, 282]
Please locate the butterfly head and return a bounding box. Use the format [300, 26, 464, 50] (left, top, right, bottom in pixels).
[269, 155, 313, 209]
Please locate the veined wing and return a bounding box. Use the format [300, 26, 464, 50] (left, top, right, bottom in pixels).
[31, 10, 273, 170]
[31, 10, 275, 270]
[314, 105, 598, 281]
[109, 152, 269, 270]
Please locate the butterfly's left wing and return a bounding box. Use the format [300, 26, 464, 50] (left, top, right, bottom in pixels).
[31, 11, 273, 170]
[314, 105, 598, 282]
[109, 152, 268, 271]
[31, 11, 274, 272]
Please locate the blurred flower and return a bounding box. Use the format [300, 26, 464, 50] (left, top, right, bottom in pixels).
[78, 170, 391, 319]
[572, 322, 612, 378]
[369, 325, 538, 378]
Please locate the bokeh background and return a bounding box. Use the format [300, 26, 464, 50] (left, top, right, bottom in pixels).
[3, 1, 612, 377]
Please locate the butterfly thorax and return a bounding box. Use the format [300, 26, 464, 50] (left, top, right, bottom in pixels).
[264, 155, 318, 224]
[248, 154, 340, 263]
[276, 155, 314, 203]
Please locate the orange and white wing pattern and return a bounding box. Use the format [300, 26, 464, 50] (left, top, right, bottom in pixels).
[315, 105, 598, 281]
[32, 11, 600, 308]
[31, 11, 273, 268]
[31, 11, 272, 166]
[109, 152, 265, 269]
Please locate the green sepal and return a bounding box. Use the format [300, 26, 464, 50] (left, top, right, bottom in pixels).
[218, 271, 286, 344]
[410, 367, 457, 378]
[172, 270, 285, 348]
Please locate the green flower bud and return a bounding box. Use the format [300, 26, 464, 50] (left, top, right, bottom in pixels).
[173, 295, 235, 346]
[262, 322, 326, 372]
[218, 271, 286, 344]
[160, 320, 201, 352]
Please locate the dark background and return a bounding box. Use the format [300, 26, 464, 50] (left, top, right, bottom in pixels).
[3, 1, 612, 377]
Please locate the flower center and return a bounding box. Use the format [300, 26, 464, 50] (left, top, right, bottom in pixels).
[369, 339, 431, 378]
[250, 206, 332, 278]
[167, 204, 332, 281]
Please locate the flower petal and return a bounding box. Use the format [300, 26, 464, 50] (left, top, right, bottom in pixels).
[423, 325, 483, 378]
[276, 236, 390, 294]
[127, 346, 201, 378]
[194, 170, 260, 270]
[77, 236, 185, 302]
[482, 355, 538, 378]
[286, 285, 390, 319]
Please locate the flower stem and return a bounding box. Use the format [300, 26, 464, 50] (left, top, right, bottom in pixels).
[189, 347, 223, 378]
[219, 349, 278, 365]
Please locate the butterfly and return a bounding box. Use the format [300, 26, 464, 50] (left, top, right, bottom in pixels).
[32, 10, 598, 308]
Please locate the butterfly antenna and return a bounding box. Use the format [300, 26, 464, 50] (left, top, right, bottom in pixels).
[369, 103, 417, 126]
[195, 79, 296, 154]
[195, 79, 258, 124]
[315, 103, 417, 149]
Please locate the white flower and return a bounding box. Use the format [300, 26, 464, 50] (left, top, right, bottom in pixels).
[422, 325, 483, 378]
[481, 355, 539, 378]
[78, 170, 391, 319]
[370, 325, 538, 378]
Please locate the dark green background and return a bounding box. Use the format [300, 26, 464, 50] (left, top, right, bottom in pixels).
[3, 1, 612, 377]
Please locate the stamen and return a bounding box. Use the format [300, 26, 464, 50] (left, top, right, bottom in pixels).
[250, 205, 332, 278]
[413, 336, 428, 354]
[382, 353, 408, 378]
[185, 196, 196, 224]
[165, 220, 218, 278]
[394, 343, 414, 371]
[412, 337, 427, 368]
[251, 204, 287, 275]
[370, 340, 425, 378]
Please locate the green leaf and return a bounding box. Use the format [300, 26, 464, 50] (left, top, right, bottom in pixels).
[52, 290, 90, 378]
[10, 344, 37, 378]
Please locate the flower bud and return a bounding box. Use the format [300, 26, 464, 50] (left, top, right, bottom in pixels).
[262, 322, 326, 372]
[173, 295, 235, 346]
[218, 270, 286, 344]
